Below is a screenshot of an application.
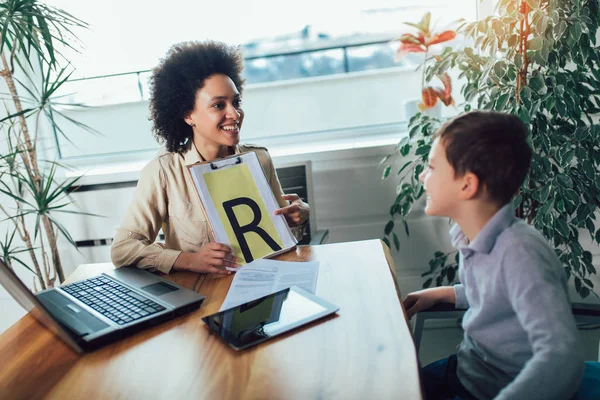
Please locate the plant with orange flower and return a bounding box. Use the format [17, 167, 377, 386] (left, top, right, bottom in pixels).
[395, 12, 457, 111]
[382, 0, 600, 299]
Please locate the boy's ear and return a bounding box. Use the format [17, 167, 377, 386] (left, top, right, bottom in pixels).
[458, 172, 480, 200]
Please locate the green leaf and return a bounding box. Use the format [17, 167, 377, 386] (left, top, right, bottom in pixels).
[556, 198, 565, 214]
[562, 189, 579, 209]
[415, 145, 431, 157]
[423, 278, 433, 288]
[553, 85, 565, 96]
[384, 220, 394, 235]
[579, 286, 590, 298]
[574, 127, 590, 141]
[0, 108, 36, 124]
[539, 185, 551, 202]
[555, 100, 567, 117]
[514, 53, 523, 69]
[393, 232, 400, 251]
[556, 20, 568, 37]
[493, 61, 507, 78]
[518, 106, 531, 124]
[583, 161, 596, 181]
[496, 93, 510, 110]
[570, 22, 583, 43]
[400, 144, 411, 157]
[562, 150, 575, 166]
[536, 15, 548, 36]
[447, 267, 456, 283]
[379, 154, 393, 166]
[538, 197, 554, 219]
[528, 37, 543, 51]
[396, 160, 413, 177]
[414, 164, 424, 181]
[556, 174, 573, 188]
[555, 219, 570, 237]
[382, 237, 391, 249]
[409, 124, 420, 139]
[520, 86, 532, 102]
[529, 74, 547, 95]
[382, 165, 391, 179]
[513, 194, 523, 210]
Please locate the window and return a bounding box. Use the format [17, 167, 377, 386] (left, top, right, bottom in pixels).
[45, 0, 486, 161]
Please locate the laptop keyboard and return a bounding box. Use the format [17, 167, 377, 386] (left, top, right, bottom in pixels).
[61, 275, 166, 325]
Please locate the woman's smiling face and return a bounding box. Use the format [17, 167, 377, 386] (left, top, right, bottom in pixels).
[185, 73, 244, 148]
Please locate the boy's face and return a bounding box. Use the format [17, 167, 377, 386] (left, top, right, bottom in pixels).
[419, 138, 463, 217]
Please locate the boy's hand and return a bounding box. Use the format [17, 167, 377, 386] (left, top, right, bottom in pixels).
[403, 290, 437, 319]
[403, 287, 456, 319]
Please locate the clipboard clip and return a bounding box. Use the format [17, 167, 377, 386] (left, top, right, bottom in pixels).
[210, 156, 242, 170]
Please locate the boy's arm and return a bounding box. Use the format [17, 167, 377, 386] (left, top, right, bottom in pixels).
[403, 286, 457, 319]
[453, 283, 469, 309]
[495, 240, 584, 400]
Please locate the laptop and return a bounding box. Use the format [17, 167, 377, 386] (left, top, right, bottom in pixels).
[0, 258, 205, 353]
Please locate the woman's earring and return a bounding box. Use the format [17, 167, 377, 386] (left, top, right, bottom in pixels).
[189, 122, 196, 127]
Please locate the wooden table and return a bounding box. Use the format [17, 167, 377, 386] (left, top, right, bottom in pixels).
[0, 239, 421, 400]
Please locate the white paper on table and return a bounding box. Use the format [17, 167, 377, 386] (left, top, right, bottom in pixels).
[219, 259, 319, 311]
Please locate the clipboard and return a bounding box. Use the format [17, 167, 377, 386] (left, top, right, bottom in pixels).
[188, 151, 298, 267]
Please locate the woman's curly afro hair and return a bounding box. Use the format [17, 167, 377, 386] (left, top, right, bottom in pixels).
[149, 40, 245, 153]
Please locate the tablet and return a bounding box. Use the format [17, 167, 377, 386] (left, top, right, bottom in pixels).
[202, 286, 339, 350]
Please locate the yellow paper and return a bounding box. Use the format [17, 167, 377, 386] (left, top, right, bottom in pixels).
[204, 164, 283, 265]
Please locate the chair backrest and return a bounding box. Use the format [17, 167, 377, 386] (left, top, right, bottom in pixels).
[65, 162, 318, 261]
[272, 161, 317, 245]
[575, 361, 600, 400]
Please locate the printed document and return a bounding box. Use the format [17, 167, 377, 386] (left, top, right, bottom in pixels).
[219, 259, 319, 311]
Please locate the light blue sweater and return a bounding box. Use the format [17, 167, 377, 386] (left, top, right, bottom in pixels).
[451, 204, 584, 400]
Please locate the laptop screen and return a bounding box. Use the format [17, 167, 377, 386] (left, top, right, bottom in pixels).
[0, 258, 83, 352]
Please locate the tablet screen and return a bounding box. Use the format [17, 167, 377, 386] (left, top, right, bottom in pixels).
[202, 286, 338, 350]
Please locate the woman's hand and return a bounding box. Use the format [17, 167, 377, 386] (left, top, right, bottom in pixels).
[173, 243, 237, 275]
[274, 194, 310, 226]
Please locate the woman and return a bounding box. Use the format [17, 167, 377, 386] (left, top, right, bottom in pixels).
[111, 40, 310, 275]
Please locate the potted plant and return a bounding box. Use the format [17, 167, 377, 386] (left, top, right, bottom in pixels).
[382, 0, 600, 298]
[394, 12, 457, 119]
[0, 0, 91, 290]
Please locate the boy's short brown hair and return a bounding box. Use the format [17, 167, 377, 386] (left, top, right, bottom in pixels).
[433, 111, 532, 205]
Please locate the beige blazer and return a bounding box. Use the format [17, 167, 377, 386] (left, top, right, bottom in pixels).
[110, 143, 292, 273]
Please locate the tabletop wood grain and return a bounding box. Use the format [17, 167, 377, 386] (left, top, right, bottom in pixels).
[0, 239, 421, 400]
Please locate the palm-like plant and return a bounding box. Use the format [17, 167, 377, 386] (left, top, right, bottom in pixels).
[0, 0, 90, 289]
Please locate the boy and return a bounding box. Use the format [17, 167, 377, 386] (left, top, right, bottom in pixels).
[404, 111, 584, 399]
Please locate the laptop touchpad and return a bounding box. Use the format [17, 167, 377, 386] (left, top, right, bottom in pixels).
[142, 282, 179, 296]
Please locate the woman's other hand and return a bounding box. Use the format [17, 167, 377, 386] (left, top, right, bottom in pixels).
[173, 243, 237, 275]
[274, 194, 310, 226]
